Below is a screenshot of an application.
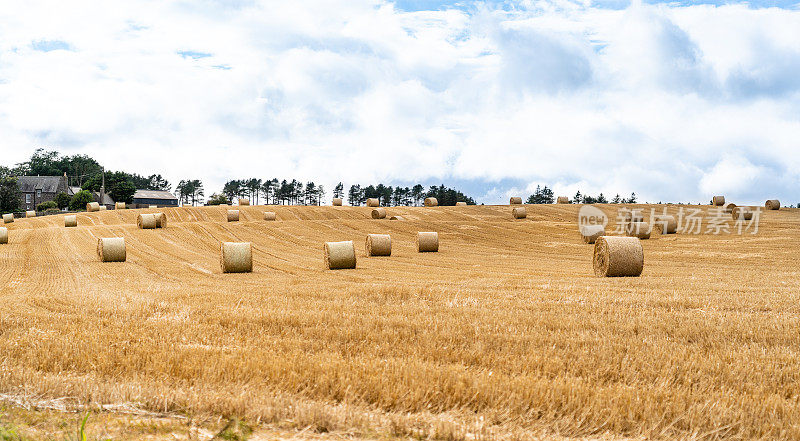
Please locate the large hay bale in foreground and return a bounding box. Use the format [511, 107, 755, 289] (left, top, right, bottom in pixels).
[137, 213, 157, 229]
[264, 212, 276, 221]
[25, 211, 35, 218]
[455, 202, 467, 206]
[652, 215, 677, 234]
[97, 237, 126, 262]
[86, 202, 100, 212]
[64, 215, 77, 228]
[765, 199, 780, 210]
[557, 196, 569, 204]
[626, 221, 651, 239]
[593, 236, 643, 277]
[712, 195, 725, 206]
[220, 242, 253, 273]
[0, 227, 7, 244]
[424, 197, 438, 207]
[238, 198, 250, 206]
[510, 197, 522, 205]
[371, 208, 386, 219]
[115, 202, 126, 210]
[227, 210, 240, 222]
[417, 232, 439, 252]
[366, 198, 380, 207]
[722, 202, 736, 214]
[154, 213, 167, 228]
[332, 198, 343, 206]
[580, 225, 605, 244]
[366, 234, 392, 256]
[3, 214, 13, 224]
[512, 207, 527, 219]
[732, 207, 754, 221]
[324, 241, 356, 269]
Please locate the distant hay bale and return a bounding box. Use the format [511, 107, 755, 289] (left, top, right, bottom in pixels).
[732, 206, 754, 221]
[712, 196, 725, 206]
[3, 214, 13, 223]
[626, 221, 651, 239]
[264, 211, 276, 221]
[424, 197, 438, 207]
[227, 210, 240, 222]
[593, 236, 643, 277]
[455, 202, 467, 206]
[86, 202, 100, 212]
[365, 234, 392, 257]
[332, 198, 343, 206]
[0, 227, 7, 244]
[137, 213, 157, 229]
[652, 215, 677, 234]
[97, 237, 126, 262]
[366, 198, 380, 207]
[149, 205, 157, 209]
[25, 210, 35, 218]
[371, 208, 386, 219]
[622, 208, 644, 224]
[220, 242, 253, 273]
[417, 232, 439, 252]
[238, 198, 250, 206]
[557, 196, 569, 204]
[154, 213, 167, 228]
[389, 216, 404, 220]
[722, 202, 737, 214]
[512, 207, 527, 219]
[510, 197, 522, 205]
[580, 225, 605, 244]
[99, 206, 107, 211]
[324, 240, 356, 269]
[765, 199, 780, 210]
[115, 202, 126, 210]
[64, 215, 77, 228]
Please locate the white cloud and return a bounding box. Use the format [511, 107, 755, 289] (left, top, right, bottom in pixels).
[0, 0, 799, 205]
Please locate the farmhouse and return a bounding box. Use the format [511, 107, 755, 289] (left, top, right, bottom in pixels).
[133, 189, 179, 208]
[17, 175, 70, 211]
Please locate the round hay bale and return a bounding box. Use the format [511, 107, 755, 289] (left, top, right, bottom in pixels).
[712, 196, 725, 206]
[3, 214, 14, 223]
[137, 213, 157, 229]
[510, 197, 522, 205]
[593, 236, 643, 277]
[332, 198, 343, 206]
[765, 199, 780, 210]
[25, 210, 36, 218]
[371, 208, 386, 219]
[455, 202, 467, 206]
[154, 213, 167, 228]
[148, 205, 158, 209]
[732, 206, 753, 220]
[64, 215, 77, 228]
[557, 196, 569, 204]
[366, 198, 380, 207]
[424, 197, 438, 207]
[722, 202, 737, 214]
[512, 207, 527, 219]
[115, 202, 126, 210]
[264, 211, 277, 221]
[389, 216, 404, 220]
[417, 232, 439, 252]
[626, 221, 651, 239]
[220, 242, 253, 273]
[580, 225, 605, 244]
[238, 198, 250, 206]
[0, 227, 7, 244]
[99, 206, 107, 211]
[97, 237, 126, 262]
[365, 234, 391, 256]
[227, 210, 240, 222]
[324, 241, 356, 269]
[652, 215, 677, 234]
[86, 202, 100, 212]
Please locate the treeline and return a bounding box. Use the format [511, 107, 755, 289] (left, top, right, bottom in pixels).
[342, 183, 476, 206]
[211, 179, 326, 206]
[526, 185, 638, 204]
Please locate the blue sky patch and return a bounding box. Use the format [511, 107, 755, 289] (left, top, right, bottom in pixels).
[31, 40, 71, 52]
[178, 50, 212, 60]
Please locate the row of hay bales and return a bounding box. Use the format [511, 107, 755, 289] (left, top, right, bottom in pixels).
[331, 198, 471, 207]
[712, 196, 781, 212]
[225, 210, 277, 222]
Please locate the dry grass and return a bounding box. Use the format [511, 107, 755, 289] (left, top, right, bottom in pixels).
[1, 204, 799, 440]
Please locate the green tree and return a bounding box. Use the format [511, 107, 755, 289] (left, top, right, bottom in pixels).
[0, 177, 21, 213]
[54, 192, 71, 209]
[207, 193, 228, 205]
[333, 182, 344, 198]
[411, 184, 424, 206]
[36, 200, 58, 211]
[69, 190, 93, 211]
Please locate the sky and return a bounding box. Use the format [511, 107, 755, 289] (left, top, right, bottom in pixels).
[0, 0, 799, 205]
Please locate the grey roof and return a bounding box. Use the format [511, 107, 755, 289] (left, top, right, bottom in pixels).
[69, 186, 82, 195]
[96, 192, 115, 205]
[133, 190, 178, 201]
[17, 176, 64, 193]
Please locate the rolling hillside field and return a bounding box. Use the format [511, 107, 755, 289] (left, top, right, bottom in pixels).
[1, 204, 799, 440]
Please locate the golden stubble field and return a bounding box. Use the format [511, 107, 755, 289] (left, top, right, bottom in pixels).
[1, 204, 799, 440]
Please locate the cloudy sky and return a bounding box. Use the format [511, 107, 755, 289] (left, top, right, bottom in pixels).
[1, 0, 799, 205]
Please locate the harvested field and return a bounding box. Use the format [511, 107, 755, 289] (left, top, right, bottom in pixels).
[1, 204, 799, 440]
